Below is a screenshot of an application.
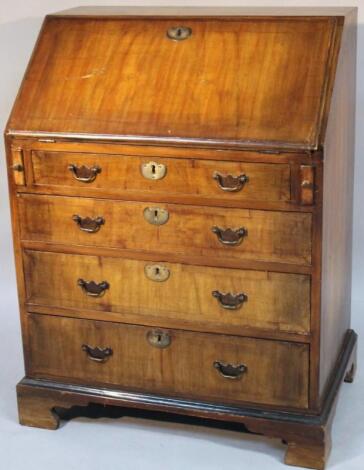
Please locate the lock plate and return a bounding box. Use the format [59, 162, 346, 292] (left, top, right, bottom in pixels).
[167, 26, 192, 41]
[143, 207, 169, 225]
[144, 264, 170, 282]
[147, 330, 171, 349]
[141, 161, 167, 180]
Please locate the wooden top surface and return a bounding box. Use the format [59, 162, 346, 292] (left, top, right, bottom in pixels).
[6, 14, 343, 150]
[53, 6, 356, 17]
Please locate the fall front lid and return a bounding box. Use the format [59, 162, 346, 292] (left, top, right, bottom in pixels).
[6, 14, 340, 149]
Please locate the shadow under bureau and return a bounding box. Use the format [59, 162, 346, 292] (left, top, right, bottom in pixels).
[4, 7, 358, 470]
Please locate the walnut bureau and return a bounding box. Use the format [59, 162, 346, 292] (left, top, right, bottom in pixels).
[5, 7, 357, 470]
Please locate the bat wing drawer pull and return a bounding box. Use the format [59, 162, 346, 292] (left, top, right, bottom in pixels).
[68, 164, 101, 183]
[212, 226, 247, 246]
[213, 361, 247, 380]
[212, 291, 248, 310]
[213, 172, 249, 192]
[82, 344, 113, 363]
[78, 279, 110, 297]
[72, 215, 105, 233]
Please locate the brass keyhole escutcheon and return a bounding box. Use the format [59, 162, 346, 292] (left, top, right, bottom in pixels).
[166, 26, 192, 41]
[143, 207, 169, 225]
[144, 264, 170, 282]
[147, 330, 171, 349]
[141, 161, 167, 180]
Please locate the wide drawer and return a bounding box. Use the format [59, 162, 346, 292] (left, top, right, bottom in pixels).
[24, 250, 311, 335]
[30, 150, 291, 204]
[19, 194, 312, 266]
[28, 314, 309, 408]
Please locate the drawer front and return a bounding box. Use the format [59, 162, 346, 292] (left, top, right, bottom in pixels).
[24, 250, 311, 334]
[19, 195, 312, 265]
[31, 151, 291, 204]
[28, 314, 309, 408]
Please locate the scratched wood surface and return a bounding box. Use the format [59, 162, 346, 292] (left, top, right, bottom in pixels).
[23, 250, 311, 335]
[4, 9, 358, 470]
[30, 151, 291, 204]
[28, 313, 309, 408]
[18, 194, 312, 266]
[7, 17, 335, 149]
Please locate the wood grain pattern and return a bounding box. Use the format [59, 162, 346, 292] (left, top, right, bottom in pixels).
[23, 250, 311, 335]
[28, 314, 309, 408]
[7, 17, 335, 149]
[285, 441, 329, 470]
[18, 194, 312, 266]
[10, 146, 25, 186]
[30, 151, 291, 204]
[3, 8, 358, 469]
[319, 9, 357, 398]
[53, 6, 357, 17]
[17, 329, 357, 470]
[11, 138, 316, 164]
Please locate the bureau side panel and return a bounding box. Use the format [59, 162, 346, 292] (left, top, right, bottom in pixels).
[4, 136, 31, 373]
[319, 10, 357, 399]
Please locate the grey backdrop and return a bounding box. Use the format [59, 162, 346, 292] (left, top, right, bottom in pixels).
[0, 1, 363, 469]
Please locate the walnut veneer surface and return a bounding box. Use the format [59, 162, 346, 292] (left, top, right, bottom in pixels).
[5, 7, 357, 470]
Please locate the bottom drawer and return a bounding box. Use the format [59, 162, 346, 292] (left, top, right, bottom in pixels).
[28, 314, 309, 409]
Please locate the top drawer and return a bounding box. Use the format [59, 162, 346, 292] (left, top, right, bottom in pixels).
[29, 151, 291, 205]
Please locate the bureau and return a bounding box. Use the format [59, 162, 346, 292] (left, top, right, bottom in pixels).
[5, 7, 357, 470]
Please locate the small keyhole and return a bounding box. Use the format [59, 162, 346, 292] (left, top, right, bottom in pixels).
[151, 164, 156, 174]
[154, 209, 158, 220]
[157, 334, 162, 343]
[155, 267, 160, 276]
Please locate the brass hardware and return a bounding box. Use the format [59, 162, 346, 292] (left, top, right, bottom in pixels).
[301, 180, 313, 189]
[147, 330, 171, 349]
[143, 207, 169, 225]
[299, 165, 315, 205]
[12, 163, 24, 172]
[213, 172, 249, 192]
[72, 215, 105, 233]
[212, 291, 248, 310]
[78, 279, 110, 297]
[10, 146, 25, 186]
[212, 226, 247, 246]
[82, 344, 113, 363]
[68, 164, 101, 183]
[213, 361, 247, 380]
[167, 26, 192, 41]
[145, 264, 170, 282]
[141, 161, 167, 180]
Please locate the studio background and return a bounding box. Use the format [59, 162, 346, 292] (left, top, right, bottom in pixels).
[0, 1, 363, 469]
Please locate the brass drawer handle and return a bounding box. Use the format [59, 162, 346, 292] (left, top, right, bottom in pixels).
[167, 26, 192, 41]
[213, 172, 249, 192]
[147, 330, 171, 349]
[72, 215, 105, 233]
[82, 344, 113, 363]
[68, 164, 101, 183]
[213, 361, 247, 380]
[143, 207, 169, 225]
[78, 279, 110, 297]
[145, 264, 170, 282]
[212, 226, 247, 246]
[212, 291, 248, 310]
[141, 161, 167, 180]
